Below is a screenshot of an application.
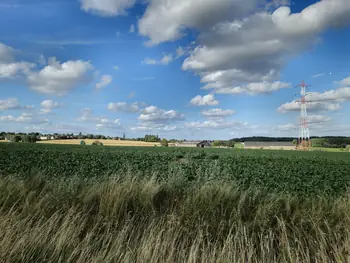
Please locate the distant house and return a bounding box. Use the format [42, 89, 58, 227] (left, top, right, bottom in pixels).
[197, 141, 212, 148]
[175, 140, 212, 148]
[39, 136, 55, 141]
[243, 141, 294, 150]
[175, 141, 199, 147]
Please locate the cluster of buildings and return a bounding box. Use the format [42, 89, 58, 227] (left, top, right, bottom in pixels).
[38, 135, 56, 141]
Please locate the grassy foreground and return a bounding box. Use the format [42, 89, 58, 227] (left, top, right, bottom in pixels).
[1, 143, 350, 262]
[1, 173, 350, 263]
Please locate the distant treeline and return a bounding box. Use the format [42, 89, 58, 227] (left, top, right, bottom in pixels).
[232, 136, 350, 148]
[2, 132, 349, 148]
[232, 137, 296, 142]
[311, 137, 350, 148]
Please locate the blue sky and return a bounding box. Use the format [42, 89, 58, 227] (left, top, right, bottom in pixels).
[0, 0, 350, 140]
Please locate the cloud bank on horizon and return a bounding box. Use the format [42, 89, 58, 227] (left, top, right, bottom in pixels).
[0, 0, 350, 139]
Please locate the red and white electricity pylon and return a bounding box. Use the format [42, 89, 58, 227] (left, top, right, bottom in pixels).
[296, 80, 311, 150]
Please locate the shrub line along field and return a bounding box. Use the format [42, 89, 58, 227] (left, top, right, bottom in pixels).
[1, 142, 350, 262]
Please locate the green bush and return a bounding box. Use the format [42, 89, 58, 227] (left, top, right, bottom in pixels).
[22, 135, 37, 143]
[92, 141, 103, 146]
[227, 140, 235, 148]
[7, 135, 21, 142]
[212, 140, 222, 147]
[311, 138, 327, 147]
[80, 140, 86, 145]
[160, 138, 168, 147]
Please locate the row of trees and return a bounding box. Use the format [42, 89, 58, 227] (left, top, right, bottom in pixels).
[0, 132, 40, 141]
[233, 136, 350, 144]
[143, 135, 160, 142]
[126, 135, 178, 143]
[0, 132, 126, 141]
[233, 136, 350, 149]
[62, 132, 125, 140]
[212, 140, 235, 148]
[311, 138, 350, 148]
[233, 137, 297, 142]
[291, 138, 350, 148]
[4, 134, 38, 143]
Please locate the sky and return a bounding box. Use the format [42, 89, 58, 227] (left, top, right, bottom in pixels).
[0, 0, 350, 140]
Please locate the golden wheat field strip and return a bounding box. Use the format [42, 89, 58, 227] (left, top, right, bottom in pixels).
[37, 139, 161, 147]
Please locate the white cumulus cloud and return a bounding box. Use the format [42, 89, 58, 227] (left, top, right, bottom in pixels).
[278, 100, 341, 113]
[107, 102, 140, 113]
[142, 54, 173, 65]
[0, 42, 14, 63]
[0, 42, 35, 79]
[0, 62, 35, 79]
[312, 73, 325, 78]
[96, 74, 112, 89]
[338, 76, 350, 87]
[27, 57, 93, 96]
[277, 123, 296, 131]
[80, 0, 136, 16]
[0, 112, 49, 124]
[201, 108, 235, 118]
[0, 98, 33, 110]
[96, 119, 122, 129]
[308, 115, 331, 123]
[40, 100, 60, 113]
[138, 105, 184, 123]
[208, 81, 290, 95]
[307, 87, 350, 102]
[138, 0, 258, 45]
[77, 108, 104, 122]
[278, 87, 350, 113]
[176, 47, 186, 58]
[77, 107, 122, 129]
[179, 0, 350, 94]
[186, 119, 248, 130]
[190, 94, 219, 106]
[131, 123, 178, 132]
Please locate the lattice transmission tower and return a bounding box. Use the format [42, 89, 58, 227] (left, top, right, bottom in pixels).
[296, 80, 311, 150]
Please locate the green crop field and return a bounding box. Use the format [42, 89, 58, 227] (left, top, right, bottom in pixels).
[1, 142, 350, 196]
[1, 142, 350, 262]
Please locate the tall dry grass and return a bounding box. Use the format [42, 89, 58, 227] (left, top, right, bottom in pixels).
[1, 173, 350, 262]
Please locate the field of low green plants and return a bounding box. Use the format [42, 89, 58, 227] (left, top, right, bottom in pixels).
[1, 142, 350, 262]
[0, 142, 349, 197]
